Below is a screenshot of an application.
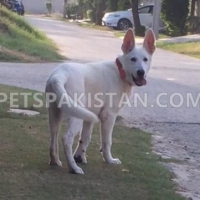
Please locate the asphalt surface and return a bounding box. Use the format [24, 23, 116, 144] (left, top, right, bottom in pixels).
[1, 16, 200, 199]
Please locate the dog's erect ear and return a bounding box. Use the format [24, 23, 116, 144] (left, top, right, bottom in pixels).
[143, 29, 156, 55]
[121, 28, 135, 53]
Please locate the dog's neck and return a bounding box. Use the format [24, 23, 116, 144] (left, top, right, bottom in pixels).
[115, 57, 132, 86]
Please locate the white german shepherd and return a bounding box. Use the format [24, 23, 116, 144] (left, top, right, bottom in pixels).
[45, 28, 156, 174]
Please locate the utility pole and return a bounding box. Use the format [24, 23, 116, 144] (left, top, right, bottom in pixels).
[152, 0, 162, 39]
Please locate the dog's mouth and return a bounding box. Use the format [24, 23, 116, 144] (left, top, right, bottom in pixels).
[132, 75, 146, 86]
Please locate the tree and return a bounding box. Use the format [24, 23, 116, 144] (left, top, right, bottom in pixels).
[95, 0, 106, 25]
[197, 0, 200, 16]
[161, 0, 189, 36]
[63, 0, 68, 19]
[130, 0, 145, 36]
[190, 0, 196, 16]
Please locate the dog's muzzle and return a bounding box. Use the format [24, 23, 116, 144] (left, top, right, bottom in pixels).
[132, 69, 146, 86]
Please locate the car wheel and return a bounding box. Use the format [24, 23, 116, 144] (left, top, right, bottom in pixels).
[117, 19, 132, 31]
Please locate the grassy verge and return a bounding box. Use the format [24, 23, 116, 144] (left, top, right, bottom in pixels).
[114, 31, 127, 38]
[157, 41, 200, 59]
[78, 22, 114, 31]
[114, 31, 170, 39]
[0, 7, 64, 62]
[0, 84, 186, 200]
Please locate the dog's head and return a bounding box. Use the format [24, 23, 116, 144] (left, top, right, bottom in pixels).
[119, 28, 156, 86]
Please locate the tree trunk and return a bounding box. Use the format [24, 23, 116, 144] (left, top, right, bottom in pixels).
[95, 0, 106, 25]
[131, 0, 145, 36]
[197, 0, 200, 16]
[191, 0, 196, 16]
[63, 0, 67, 19]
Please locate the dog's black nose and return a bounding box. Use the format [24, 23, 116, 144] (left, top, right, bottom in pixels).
[137, 69, 145, 77]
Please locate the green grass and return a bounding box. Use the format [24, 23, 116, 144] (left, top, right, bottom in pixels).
[0, 7, 65, 62]
[157, 41, 200, 59]
[0, 84, 187, 200]
[159, 33, 171, 39]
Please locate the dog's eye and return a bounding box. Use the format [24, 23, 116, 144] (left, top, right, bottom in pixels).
[131, 57, 137, 62]
[143, 57, 148, 62]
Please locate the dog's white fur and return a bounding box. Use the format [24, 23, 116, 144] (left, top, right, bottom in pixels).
[45, 28, 156, 174]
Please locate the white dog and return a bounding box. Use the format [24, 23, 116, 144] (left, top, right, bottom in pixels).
[45, 28, 156, 174]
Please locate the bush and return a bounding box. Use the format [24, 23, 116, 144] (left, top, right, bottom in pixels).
[118, 0, 131, 10]
[186, 16, 200, 34]
[161, 0, 189, 36]
[66, 4, 78, 19]
[86, 10, 93, 20]
[46, 2, 52, 15]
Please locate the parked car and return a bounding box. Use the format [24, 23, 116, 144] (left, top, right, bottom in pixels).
[102, 5, 154, 30]
[1, 0, 25, 15]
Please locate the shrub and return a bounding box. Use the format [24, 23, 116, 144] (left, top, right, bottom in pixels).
[186, 16, 200, 34]
[46, 2, 52, 15]
[86, 10, 93, 20]
[161, 0, 189, 36]
[66, 4, 78, 19]
[118, 0, 131, 10]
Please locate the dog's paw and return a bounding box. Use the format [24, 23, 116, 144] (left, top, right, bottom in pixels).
[49, 159, 62, 167]
[106, 158, 122, 165]
[70, 166, 84, 174]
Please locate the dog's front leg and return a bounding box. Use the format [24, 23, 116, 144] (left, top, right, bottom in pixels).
[100, 113, 121, 164]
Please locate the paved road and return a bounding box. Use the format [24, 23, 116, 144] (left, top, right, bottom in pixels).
[1, 16, 200, 199]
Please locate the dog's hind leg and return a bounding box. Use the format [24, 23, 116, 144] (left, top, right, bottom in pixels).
[62, 117, 84, 174]
[49, 102, 63, 167]
[74, 121, 94, 163]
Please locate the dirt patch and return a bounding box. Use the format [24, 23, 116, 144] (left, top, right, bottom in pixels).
[118, 117, 200, 200]
[7, 108, 40, 116]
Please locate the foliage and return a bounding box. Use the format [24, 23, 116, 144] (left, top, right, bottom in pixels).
[118, 0, 131, 10]
[46, 2, 52, 15]
[186, 16, 200, 33]
[86, 9, 93, 20]
[161, 0, 190, 36]
[76, 0, 131, 23]
[66, 3, 78, 19]
[107, 0, 118, 11]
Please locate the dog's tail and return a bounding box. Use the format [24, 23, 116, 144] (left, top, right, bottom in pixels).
[46, 80, 99, 124]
